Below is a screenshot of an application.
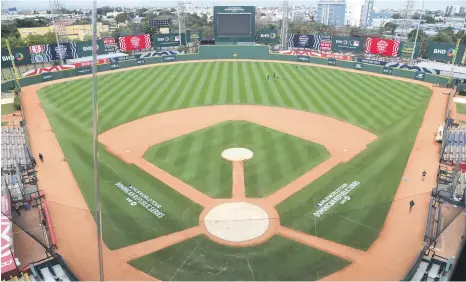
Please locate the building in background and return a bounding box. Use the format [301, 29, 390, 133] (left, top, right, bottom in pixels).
[18, 23, 109, 40]
[445, 6, 455, 17]
[317, 0, 347, 26]
[359, 0, 373, 27]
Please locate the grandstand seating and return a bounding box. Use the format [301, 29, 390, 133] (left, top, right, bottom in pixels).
[441, 124, 466, 163]
[411, 256, 450, 281]
[1, 126, 30, 172]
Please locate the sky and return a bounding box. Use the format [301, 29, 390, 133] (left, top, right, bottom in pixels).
[1, 0, 465, 12]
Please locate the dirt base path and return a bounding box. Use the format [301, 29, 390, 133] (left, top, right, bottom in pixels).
[232, 161, 246, 200]
[21, 59, 446, 281]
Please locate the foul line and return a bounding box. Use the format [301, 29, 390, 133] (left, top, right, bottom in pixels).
[169, 237, 204, 281]
[337, 214, 380, 233]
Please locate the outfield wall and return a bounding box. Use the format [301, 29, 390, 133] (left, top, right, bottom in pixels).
[2, 45, 450, 93]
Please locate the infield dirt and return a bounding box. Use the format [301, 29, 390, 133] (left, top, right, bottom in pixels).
[20, 60, 446, 280]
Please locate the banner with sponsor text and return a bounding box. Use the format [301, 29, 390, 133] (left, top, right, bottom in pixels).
[118, 34, 152, 52]
[364, 37, 400, 57]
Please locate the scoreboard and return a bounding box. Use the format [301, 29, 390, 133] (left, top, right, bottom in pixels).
[213, 6, 256, 43]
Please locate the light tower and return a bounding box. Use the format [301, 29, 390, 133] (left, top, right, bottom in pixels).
[280, 0, 290, 50]
[177, 0, 189, 47]
[48, 0, 68, 65]
[399, 0, 415, 40]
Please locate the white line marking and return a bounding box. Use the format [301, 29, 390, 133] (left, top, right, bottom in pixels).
[246, 257, 255, 281]
[337, 214, 380, 232]
[108, 165, 119, 174]
[182, 208, 189, 220]
[170, 237, 204, 281]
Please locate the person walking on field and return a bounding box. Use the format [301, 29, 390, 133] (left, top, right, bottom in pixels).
[38, 153, 44, 163]
[421, 170, 426, 181]
[409, 200, 415, 213]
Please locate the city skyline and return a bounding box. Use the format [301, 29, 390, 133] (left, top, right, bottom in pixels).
[1, 0, 465, 11]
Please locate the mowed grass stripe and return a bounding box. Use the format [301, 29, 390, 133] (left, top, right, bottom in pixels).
[274, 64, 314, 111]
[337, 71, 403, 122]
[363, 76, 418, 112]
[262, 63, 297, 108]
[52, 79, 92, 109]
[178, 63, 213, 109]
[99, 68, 165, 127]
[232, 62, 241, 104]
[241, 63, 256, 104]
[284, 65, 326, 113]
[307, 67, 351, 120]
[323, 71, 386, 129]
[295, 66, 337, 115]
[188, 62, 215, 107]
[249, 62, 271, 106]
[257, 63, 281, 106]
[172, 63, 206, 110]
[114, 64, 180, 126]
[216, 62, 229, 105]
[150, 63, 198, 112]
[202, 62, 222, 105]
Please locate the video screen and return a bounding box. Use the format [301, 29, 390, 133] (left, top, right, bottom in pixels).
[218, 14, 251, 37]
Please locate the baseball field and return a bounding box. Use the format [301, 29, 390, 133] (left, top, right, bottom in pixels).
[34, 61, 433, 280]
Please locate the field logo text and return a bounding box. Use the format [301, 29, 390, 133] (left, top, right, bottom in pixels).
[313, 181, 360, 217]
[115, 182, 165, 218]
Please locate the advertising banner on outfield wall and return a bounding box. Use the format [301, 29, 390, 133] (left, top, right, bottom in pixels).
[398, 42, 420, 59]
[75, 66, 92, 75]
[103, 37, 118, 53]
[382, 67, 393, 75]
[29, 43, 79, 63]
[1, 47, 32, 67]
[364, 37, 401, 57]
[327, 58, 336, 65]
[136, 58, 145, 65]
[110, 63, 119, 69]
[414, 71, 425, 81]
[153, 33, 186, 47]
[331, 36, 364, 53]
[256, 29, 279, 44]
[354, 58, 387, 66]
[297, 55, 311, 62]
[76, 40, 105, 57]
[288, 34, 332, 50]
[119, 34, 152, 51]
[162, 55, 176, 62]
[427, 43, 466, 63]
[354, 62, 363, 70]
[42, 73, 55, 81]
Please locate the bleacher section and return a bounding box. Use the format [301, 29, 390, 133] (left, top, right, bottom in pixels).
[441, 124, 466, 163]
[2, 256, 75, 282]
[1, 125, 35, 202]
[1, 126, 30, 171]
[411, 256, 451, 281]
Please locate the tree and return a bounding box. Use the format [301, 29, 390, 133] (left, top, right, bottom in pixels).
[431, 31, 454, 43]
[115, 13, 128, 24]
[408, 29, 427, 42]
[384, 22, 398, 35]
[1, 36, 27, 48]
[454, 30, 466, 44]
[424, 15, 436, 24]
[412, 13, 420, 19]
[25, 31, 58, 45]
[392, 13, 401, 19]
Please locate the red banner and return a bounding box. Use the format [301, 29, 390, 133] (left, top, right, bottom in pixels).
[22, 65, 75, 77]
[364, 37, 400, 57]
[1, 194, 15, 274]
[118, 34, 151, 52]
[320, 40, 332, 51]
[280, 50, 353, 61]
[73, 59, 109, 68]
[103, 38, 115, 45]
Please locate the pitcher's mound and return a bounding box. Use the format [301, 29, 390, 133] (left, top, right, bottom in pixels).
[221, 148, 253, 161]
[204, 202, 270, 242]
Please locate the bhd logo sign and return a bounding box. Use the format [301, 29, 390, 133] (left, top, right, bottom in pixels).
[433, 49, 447, 54]
[82, 45, 99, 52]
[354, 63, 363, 69]
[414, 71, 425, 81]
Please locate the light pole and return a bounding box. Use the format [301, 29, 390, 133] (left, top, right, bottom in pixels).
[411, 0, 424, 60]
[91, 0, 104, 281]
[48, 0, 64, 65]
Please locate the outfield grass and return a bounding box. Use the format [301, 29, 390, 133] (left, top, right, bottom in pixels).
[129, 235, 350, 281]
[144, 121, 330, 198]
[38, 61, 432, 275]
[456, 103, 466, 115]
[1, 104, 16, 115]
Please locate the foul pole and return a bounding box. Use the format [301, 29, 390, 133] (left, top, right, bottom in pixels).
[447, 39, 461, 85]
[91, 0, 104, 280]
[5, 40, 21, 92]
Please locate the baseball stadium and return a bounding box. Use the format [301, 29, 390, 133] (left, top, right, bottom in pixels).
[1, 4, 466, 282]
